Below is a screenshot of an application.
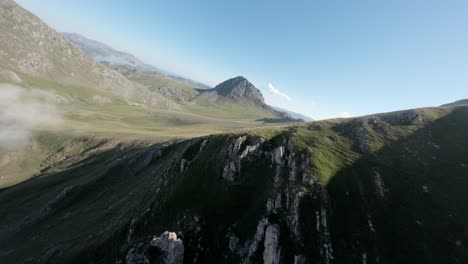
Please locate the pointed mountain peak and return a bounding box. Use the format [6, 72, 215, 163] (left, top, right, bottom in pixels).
[214, 76, 265, 104]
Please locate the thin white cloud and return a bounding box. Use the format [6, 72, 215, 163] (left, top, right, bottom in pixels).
[268, 82, 291, 101]
[339, 112, 353, 118]
[0, 84, 62, 150]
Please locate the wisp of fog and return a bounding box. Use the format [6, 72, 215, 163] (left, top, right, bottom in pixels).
[0, 84, 62, 150]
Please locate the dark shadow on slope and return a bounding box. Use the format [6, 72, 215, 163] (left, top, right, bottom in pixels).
[0, 134, 278, 264]
[312, 107, 468, 264]
[0, 141, 173, 264]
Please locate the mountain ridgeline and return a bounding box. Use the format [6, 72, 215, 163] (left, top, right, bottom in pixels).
[1, 1, 467, 264]
[441, 99, 468, 107]
[62, 32, 154, 72]
[1, 107, 467, 264]
[62, 32, 211, 89]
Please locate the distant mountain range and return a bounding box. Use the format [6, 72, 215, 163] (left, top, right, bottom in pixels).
[60, 32, 305, 121]
[62, 32, 153, 71]
[62, 32, 211, 89]
[61, 32, 311, 117]
[273, 106, 314, 121]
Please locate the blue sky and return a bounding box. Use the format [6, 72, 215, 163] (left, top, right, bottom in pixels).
[17, 0, 468, 120]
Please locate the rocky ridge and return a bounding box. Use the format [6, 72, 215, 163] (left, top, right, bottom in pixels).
[0, 0, 177, 109]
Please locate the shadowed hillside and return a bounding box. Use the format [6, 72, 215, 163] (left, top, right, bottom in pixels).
[1, 106, 467, 263]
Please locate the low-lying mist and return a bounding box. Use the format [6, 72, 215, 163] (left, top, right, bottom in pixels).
[0, 84, 62, 150]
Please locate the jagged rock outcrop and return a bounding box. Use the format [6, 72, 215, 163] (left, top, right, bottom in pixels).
[222, 136, 264, 182]
[379, 109, 423, 125]
[244, 218, 269, 262]
[150, 232, 184, 264]
[372, 169, 386, 198]
[263, 224, 281, 264]
[233, 134, 318, 264]
[350, 118, 372, 154]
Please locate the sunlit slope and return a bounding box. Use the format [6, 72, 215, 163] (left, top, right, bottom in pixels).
[0, 1, 179, 109]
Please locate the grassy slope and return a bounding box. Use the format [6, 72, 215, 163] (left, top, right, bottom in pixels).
[295, 106, 468, 263]
[186, 93, 276, 120]
[129, 74, 278, 120]
[0, 68, 282, 188]
[0, 133, 280, 263]
[127, 71, 199, 102]
[108, 64, 279, 121]
[0, 132, 104, 187]
[0, 105, 467, 263]
[1, 66, 280, 133]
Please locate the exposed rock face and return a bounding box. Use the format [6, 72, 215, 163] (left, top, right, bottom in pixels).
[379, 109, 423, 125]
[150, 232, 184, 264]
[318, 205, 334, 264]
[213, 76, 265, 104]
[373, 170, 386, 198]
[222, 136, 264, 182]
[180, 159, 189, 172]
[236, 134, 315, 264]
[272, 146, 285, 165]
[245, 218, 269, 262]
[263, 224, 281, 264]
[222, 136, 246, 181]
[351, 118, 372, 154]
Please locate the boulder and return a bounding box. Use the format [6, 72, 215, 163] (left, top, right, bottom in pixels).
[150, 231, 184, 264]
